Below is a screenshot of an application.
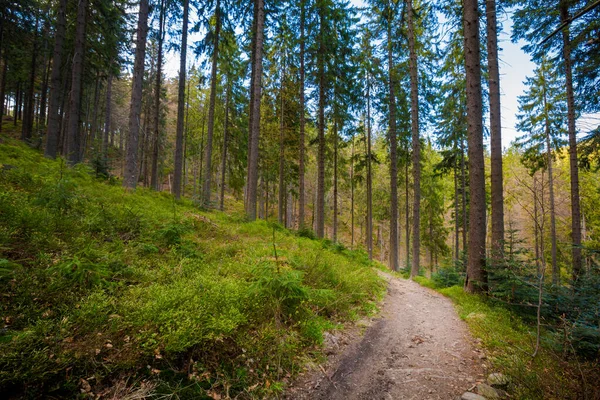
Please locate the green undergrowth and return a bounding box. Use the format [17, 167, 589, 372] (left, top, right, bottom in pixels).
[412, 275, 598, 399]
[0, 140, 385, 399]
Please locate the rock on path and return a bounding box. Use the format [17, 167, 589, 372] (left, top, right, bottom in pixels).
[286, 272, 485, 400]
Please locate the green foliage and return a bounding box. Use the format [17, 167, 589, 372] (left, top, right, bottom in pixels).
[413, 275, 600, 399]
[0, 141, 385, 398]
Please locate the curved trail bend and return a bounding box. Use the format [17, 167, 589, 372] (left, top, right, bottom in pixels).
[287, 272, 485, 400]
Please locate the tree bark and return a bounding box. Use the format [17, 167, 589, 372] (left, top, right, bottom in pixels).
[298, 0, 306, 229]
[66, 0, 87, 164]
[123, 0, 149, 188]
[333, 118, 339, 243]
[220, 84, 230, 211]
[464, 0, 487, 293]
[559, 2, 582, 281]
[89, 72, 101, 147]
[366, 75, 373, 260]
[201, 0, 220, 206]
[408, 0, 421, 278]
[316, 5, 326, 238]
[102, 73, 112, 163]
[151, 0, 166, 190]
[388, 18, 399, 271]
[486, 0, 505, 264]
[21, 16, 38, 142]
[278, 65, 285, 224]
[0, 45, 7, 134]
[245, 0, 265, 220]
[541, 62, 558, 285]
[173, 0, 189, 199]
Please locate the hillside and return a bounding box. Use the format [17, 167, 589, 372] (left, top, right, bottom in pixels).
[0, 140, 385, 399]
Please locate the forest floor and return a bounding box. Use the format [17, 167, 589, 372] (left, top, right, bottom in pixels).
[285, 271, 486, 400]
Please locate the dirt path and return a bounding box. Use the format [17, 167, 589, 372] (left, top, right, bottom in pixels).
[286, 273, 485, 400]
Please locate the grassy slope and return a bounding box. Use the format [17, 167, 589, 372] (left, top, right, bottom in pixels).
[0, 140, 385, 399]
[413, 276, 598, 399]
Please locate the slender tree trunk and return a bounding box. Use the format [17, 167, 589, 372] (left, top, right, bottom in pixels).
[559, 2, 582, 281]
[541, 63, 558, 284]
[39, 47, 51, 128]
[388, 20, 399, 271]
[66, 0, 87, 164]
[298, 0, 306, 229]
[245, 0, 258, 212]
[0, 48, 7, 134]
[173, 0, 189, 198]
[408, 0, 421, 278]
[245, 0, 265, 220]
[454, 161, 460, 261]
[90, 73, 101, 147]
[150, 0, 165, 190]
[333, 119, 339, 243]
[102, 73, 112, 163]
[461, 137, 467, 255]
[486, 0, 505, 264]
[351, 133, 355, 248]
[220, 84, 230, 211]
[183, 66, 191, 193]
[124, 0, 149, 188]
[406, 160, 410, 268]
[316, 5, 326, 238]
[278, 65, 285, 224]
[464, 0, 487, 293]
[366, 77, 373, 260]
[22, 16, 38, 142]
[201, 0, 220, 205]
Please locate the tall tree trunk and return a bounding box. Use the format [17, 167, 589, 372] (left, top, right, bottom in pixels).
[388, 19, 399, 271]
[278, 65, 285, 224]
[150, 0, 166, 190]
[67, 0, 87, 164]
[220, 84, 230, 211]
[298, 0, 306, 229]
[39, 48, 51, 128]
[454, 159, 459, 261]
[461, 137, 467, 254]
[245, 0, 265, 220]
[333, 119, 339, 243]
[123, 0, 149, 188]
[0, 47, 7, 134]
[45, 0, 66, 158]
[351, 133, 355, 248]
[102, 73, 112, 164]
[315, 5, 326, 238]
[406, 160, 410, 268]
[89, 73, 101, 147]
[366, 76, 373, 260]
[463, 0, 487, 293]
[22, 16, 39, 142]
[173, 0, 189, 199]
[486, 0, 505, 263]
[541, 62, 558, 285]
[559, 2, 582, 281]
[201, 0, 220, 205]
[15, 82, 21, 125]
[408, 0, 421, 278]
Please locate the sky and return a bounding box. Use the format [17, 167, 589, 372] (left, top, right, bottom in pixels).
[163, 2, 540, 150]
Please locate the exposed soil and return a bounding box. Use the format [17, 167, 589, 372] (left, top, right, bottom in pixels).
[285, 272, 486, 400]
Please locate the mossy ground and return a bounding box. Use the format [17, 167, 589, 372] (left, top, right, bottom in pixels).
[0, 139, 385, 399]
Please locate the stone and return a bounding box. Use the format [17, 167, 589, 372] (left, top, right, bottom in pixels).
[477, 382, 501, 399]
[487, 372, 510, 389]
[461, 392, 487, 400]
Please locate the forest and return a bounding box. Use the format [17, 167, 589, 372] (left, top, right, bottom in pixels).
[0, 0, 599, 398]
